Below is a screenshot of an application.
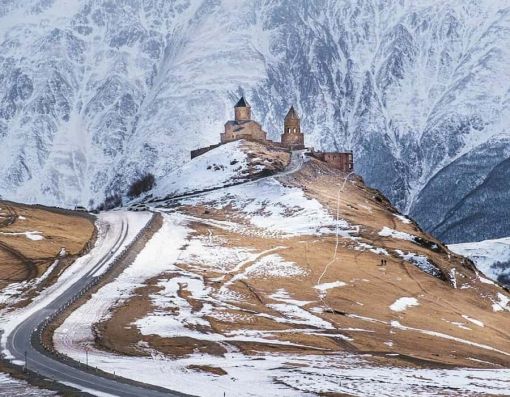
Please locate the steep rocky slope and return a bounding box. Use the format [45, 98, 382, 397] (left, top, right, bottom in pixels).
[1, 0, 510, 243]
[52, 142, 510, 396]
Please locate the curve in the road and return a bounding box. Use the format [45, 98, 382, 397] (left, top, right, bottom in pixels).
[5, 214, 192, 397]
[5, 151, 308, 397]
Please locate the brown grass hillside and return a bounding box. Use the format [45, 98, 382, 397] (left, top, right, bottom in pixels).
[95, 145, 510, 371]
[0, 201, 95, 309]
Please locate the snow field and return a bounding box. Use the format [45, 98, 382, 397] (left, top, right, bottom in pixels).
[491, 293, 510, 312]
[449, 237, 510, 281]
[232, 254, 306, 281]
[314, 281, 347, 299]
[394, 250, 443, 279]
[0, 259, 60, 306]
[52, 213, 335, 396]
[379, 227, 416, 241]
[151, 141, 251, 199]
[50, 208, 510, 397]
[0, 372, 56, 396]
[55, 212, 188, 358]
[183, 177, 355, 238]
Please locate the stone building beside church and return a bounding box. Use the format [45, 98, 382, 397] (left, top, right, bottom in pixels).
[191, 96, 353, 172]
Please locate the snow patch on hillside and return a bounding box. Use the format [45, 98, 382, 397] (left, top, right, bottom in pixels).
[395, 250, 443, 279]
[0, 230, 44, 240]
[491, 293, 510, 312]
[379, 227, 415, 241]
[237, 254, 306, 279]
[462, 315, 484, 328]
[150, 141, 250, 199]
[0, 372, 56, 396]
[314, 281, 347, 299]
[390, 297, 419, 312]
[180, 233, 257, 273]
[183, 178, 354, 237]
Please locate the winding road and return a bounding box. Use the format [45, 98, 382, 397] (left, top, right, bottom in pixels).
[2, 151, 308, 396]
[4, 213, 190, 397]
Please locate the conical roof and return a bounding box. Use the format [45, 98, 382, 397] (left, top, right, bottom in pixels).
[235, 96, 250, 108]
[285, 106, 299, 120]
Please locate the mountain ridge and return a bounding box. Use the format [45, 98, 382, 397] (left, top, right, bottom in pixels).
[0, 0, 509, 243]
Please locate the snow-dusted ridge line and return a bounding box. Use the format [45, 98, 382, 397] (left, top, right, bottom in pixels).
[449, 237, 510, 285]
[141, 145, 306, 206]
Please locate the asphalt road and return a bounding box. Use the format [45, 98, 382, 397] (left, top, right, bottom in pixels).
[5, 215, 191, 397]
[4, 152, 307, 396]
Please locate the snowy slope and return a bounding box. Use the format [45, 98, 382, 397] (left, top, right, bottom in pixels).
[449, 237, 510, 286]
[0, 0, 509, 242]
[150, 141, 250, 199]
[50, 161, 510, 396]
[0, 373, 56, 396]
[147, 140, 287, 200]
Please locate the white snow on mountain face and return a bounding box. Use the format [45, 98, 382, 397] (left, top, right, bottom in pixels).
[0, 0, 509, 243]
[449, 237, 510, 286]
[182, 177, 354, 238]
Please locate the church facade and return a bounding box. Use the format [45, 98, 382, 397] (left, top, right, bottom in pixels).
[220, 97, 268, 144]
[191, 96, 353, 172]
[218, 96, 304, 149]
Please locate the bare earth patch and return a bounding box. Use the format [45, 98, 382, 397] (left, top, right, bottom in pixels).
[0, 201, 95, 310]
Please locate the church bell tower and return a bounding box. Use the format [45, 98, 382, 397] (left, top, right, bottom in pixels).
[281, 106, 304, 149]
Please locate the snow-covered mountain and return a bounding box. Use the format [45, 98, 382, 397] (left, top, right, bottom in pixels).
[0, 0, 509, 243]
[450, 237, 510, 287]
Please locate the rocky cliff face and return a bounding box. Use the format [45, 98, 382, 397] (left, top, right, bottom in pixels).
[0, 0, 509, 243]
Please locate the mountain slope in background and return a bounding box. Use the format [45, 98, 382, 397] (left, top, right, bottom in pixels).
[450, 237, 510, 287]
[0, 0, 509, 243]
